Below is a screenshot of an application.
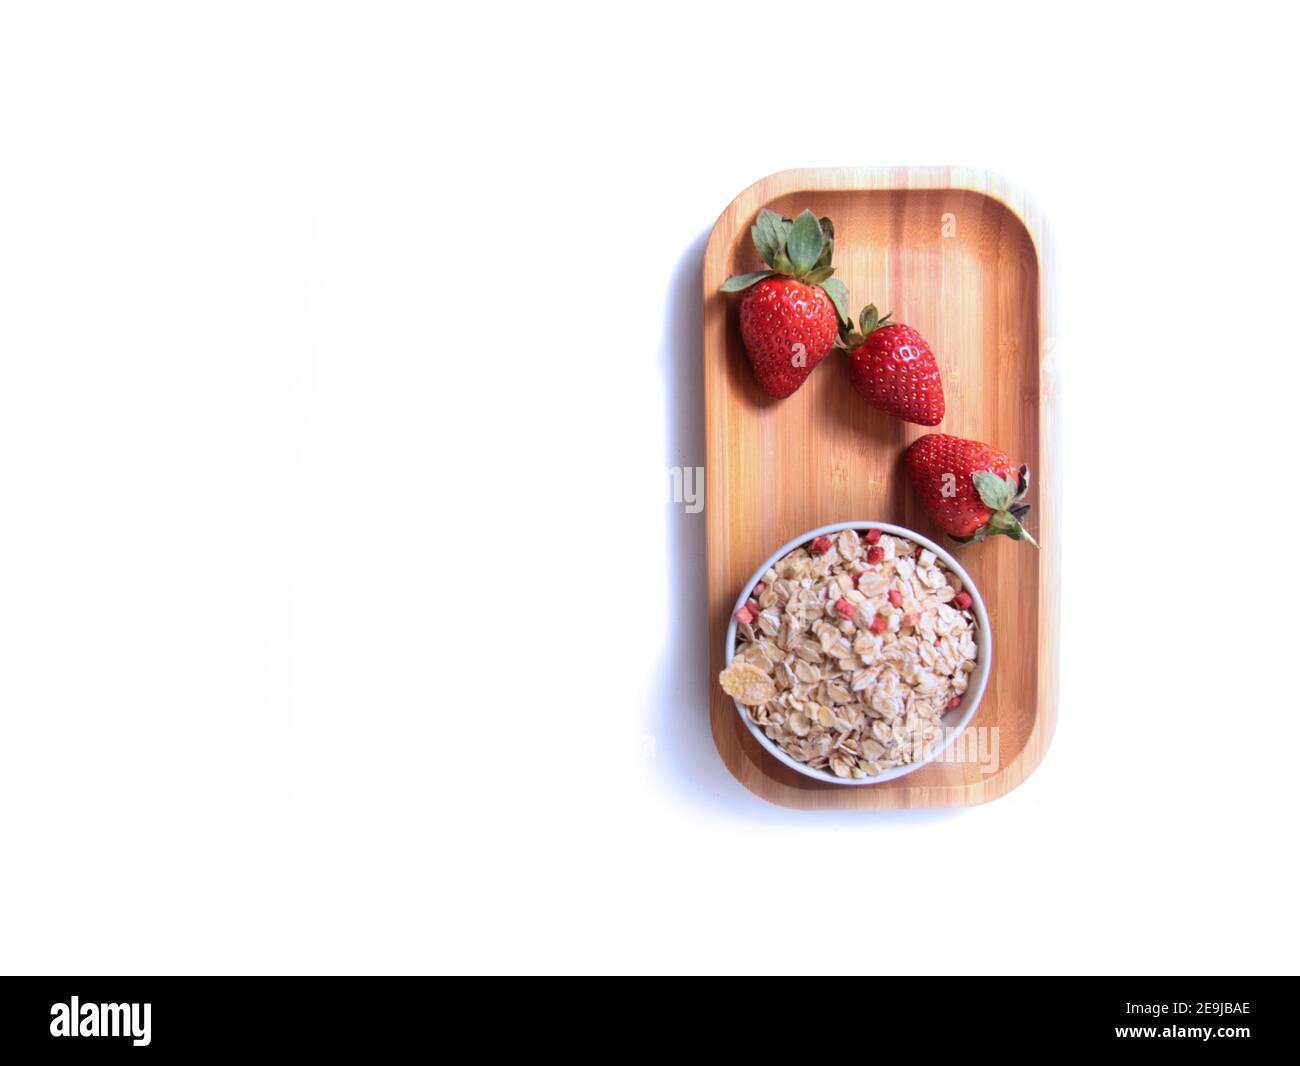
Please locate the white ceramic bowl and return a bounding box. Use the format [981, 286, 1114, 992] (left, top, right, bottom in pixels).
[725, 520, 992, 786]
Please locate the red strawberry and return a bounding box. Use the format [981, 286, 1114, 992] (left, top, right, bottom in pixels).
[720, 208, 851, 398]
[842, 305, 945, 425]
[905, 433, 1038, 546]
[737, 280, 839, 398]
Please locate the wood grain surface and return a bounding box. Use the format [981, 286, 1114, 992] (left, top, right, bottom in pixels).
[703, 167, 1059, 809]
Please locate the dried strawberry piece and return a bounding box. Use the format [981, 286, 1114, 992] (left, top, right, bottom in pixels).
[953, 592, 973, 610]
[810, 535, 832, 556]
[833, 597, 857, 620]
[734, 604, 755, 625]
[866, 545, 884, 564]
[887, 588, 903, 608]
[948, 696, 961, 710]
[863, 528, 882, 545]
[752, 581, 766, 597]
[868, 614, 888, 635]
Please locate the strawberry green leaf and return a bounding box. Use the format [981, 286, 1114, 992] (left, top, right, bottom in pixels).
[972, 470, 1016, 511]
[786, 209, 826, 275]
[751, 210, 786, 268]
[719, 270, 775, 293]
[814, 217, 835, 270]
[1015, 464, 1031, 502]
[770, 251, 795, 275]
[803, 265, 834, 285]
[983, 511, 1018, 536]
[820, 278, 850, 326]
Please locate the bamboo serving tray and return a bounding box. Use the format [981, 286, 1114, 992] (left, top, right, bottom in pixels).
[703, 167, 1059, 809]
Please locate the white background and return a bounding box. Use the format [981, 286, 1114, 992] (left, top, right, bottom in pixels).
[1, 1, 1296, 975]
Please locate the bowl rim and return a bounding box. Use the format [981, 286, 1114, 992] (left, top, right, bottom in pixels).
[724, 520, 993, 786]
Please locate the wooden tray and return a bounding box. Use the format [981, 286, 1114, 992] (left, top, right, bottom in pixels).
[703, 167, 1059, 809]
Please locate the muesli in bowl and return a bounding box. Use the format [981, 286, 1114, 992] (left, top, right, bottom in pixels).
[719, 521, 991, 785]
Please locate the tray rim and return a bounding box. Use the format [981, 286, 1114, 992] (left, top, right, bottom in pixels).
[702, 166, 1060, 810]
